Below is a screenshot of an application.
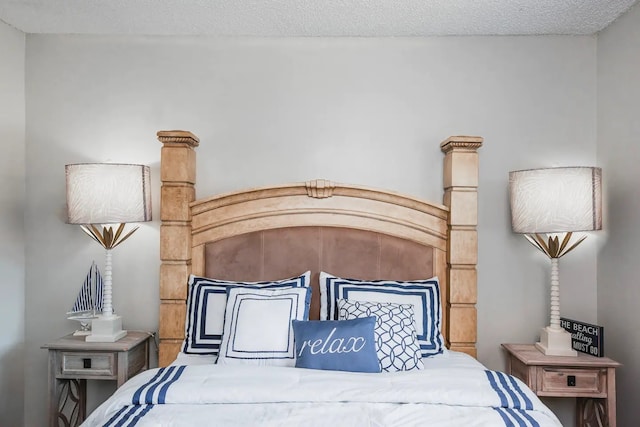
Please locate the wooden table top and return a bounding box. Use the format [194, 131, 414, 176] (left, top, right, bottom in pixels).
[502, 343, 621, 368]
[42, 330, 152, 351]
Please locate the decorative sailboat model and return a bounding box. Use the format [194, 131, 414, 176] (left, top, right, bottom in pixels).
[67, 261, 104, 336]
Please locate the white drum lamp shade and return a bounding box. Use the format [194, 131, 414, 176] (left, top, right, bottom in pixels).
[508, 166, 602, 357]
[66, 163, 151, 225]
[509, 167, 602, 234]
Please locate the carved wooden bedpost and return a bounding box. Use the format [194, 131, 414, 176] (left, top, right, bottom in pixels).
[157, 130, 199, 367]
[441, 136, 483, 358]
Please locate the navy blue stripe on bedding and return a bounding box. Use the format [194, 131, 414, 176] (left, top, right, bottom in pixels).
[485, 370, 533, 410]
[158, 365, 186, 404]
[102, 366, 187, 426]
[105, 405, 154, 427]
[493, 408, 541, 427]
[118, 405, 154, 427]
[496, 371, 523, 409]
[132, 367, 170, 404]
[488, 369, 541, 427]
[507, 373, 534, 410]
[486, 370, 509, 407]
[104, 406, 128, 427]
[142, 366, 175, 404]
[503, 408, 528, 427]
[494, 407, 514, 426]
[130, 365, 186, 405]
[515, 408, 541, 427]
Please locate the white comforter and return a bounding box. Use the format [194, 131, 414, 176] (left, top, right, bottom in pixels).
[82, 363, 561, 427]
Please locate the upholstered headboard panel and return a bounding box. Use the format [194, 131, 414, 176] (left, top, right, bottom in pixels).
[204, 226, 437, 321]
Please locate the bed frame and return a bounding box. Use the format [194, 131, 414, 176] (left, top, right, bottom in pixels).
[156, 130, 482, 367]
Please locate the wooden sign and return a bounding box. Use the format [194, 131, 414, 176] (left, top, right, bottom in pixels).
[560, 317, 604, 357]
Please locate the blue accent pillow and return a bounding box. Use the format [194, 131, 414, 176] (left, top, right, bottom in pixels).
[292, 317, 381, 373]
[319, 272, 444, 358]
[182, 271, 311, 356]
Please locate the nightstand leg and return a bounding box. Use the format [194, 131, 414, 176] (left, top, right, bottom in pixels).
[53, 379, 86, 427]
[577, 398, 608, 427]
[47, 351, 60, 427]
[78, 379, 87, 424]
[577, 366, 619, 427]
[606, 367, 617, 427]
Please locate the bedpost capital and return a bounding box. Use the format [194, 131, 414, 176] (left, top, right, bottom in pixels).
[440, 136, 483, 153]
[157, 130, 200, 147]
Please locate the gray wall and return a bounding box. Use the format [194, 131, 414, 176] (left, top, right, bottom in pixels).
[597, 2, 640, 426]
[0, 19, 26, 427]
[22, 34, 598, 426]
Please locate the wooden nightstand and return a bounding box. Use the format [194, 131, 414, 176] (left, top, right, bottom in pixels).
[502, 343, 621, 427]
[42, 330, 152, 427]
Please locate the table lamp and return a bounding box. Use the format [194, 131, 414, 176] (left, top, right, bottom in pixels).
[66, 163, 151, 342]
[509, 166, 602, 356]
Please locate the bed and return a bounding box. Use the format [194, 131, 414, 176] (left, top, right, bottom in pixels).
[81, 130, 561, 426]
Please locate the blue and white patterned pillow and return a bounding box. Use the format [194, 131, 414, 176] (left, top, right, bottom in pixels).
[182, 271, 311, 356]
[217, 287, 312, 366]
[292, 317, 381, 373]
[338, 299, 424, 372]
[319, 272, 444, 357]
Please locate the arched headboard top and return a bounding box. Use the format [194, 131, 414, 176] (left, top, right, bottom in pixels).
[193, 180, 449, 214]
[190, 180, 449, 250]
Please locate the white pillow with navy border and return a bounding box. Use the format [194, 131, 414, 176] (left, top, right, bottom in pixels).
[182, 271, 311, 356]
[216, 286, 312, 366]
[319, 272, 444, 357]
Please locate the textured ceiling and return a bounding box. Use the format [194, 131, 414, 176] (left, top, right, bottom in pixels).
[0, 0, 637, 36]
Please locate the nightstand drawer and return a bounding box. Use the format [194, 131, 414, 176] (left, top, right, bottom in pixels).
[62, 352, 115, 377]
[539, 367, 605, 396]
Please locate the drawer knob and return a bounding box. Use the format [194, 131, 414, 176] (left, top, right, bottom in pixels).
[83, 358, 92, 369]
[567, 375, 576, 387]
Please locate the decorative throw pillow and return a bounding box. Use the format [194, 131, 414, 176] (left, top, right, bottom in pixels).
[182, 271, 311, 356]
[216, 286, 312, 366]
[337, 299, 424, 372]
[292, 317, 381, 373]
[319, 272, 444, 357]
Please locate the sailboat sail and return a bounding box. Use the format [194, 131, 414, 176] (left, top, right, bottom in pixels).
[94, 265, 104, 313]
[67, 261, 104, 318]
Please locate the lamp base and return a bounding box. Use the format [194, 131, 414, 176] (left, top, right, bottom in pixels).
[535, 326, 577, 356]
[86, 315, 127, 342]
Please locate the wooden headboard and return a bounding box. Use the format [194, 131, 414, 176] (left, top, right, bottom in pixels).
[156, 130, 482, 367]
